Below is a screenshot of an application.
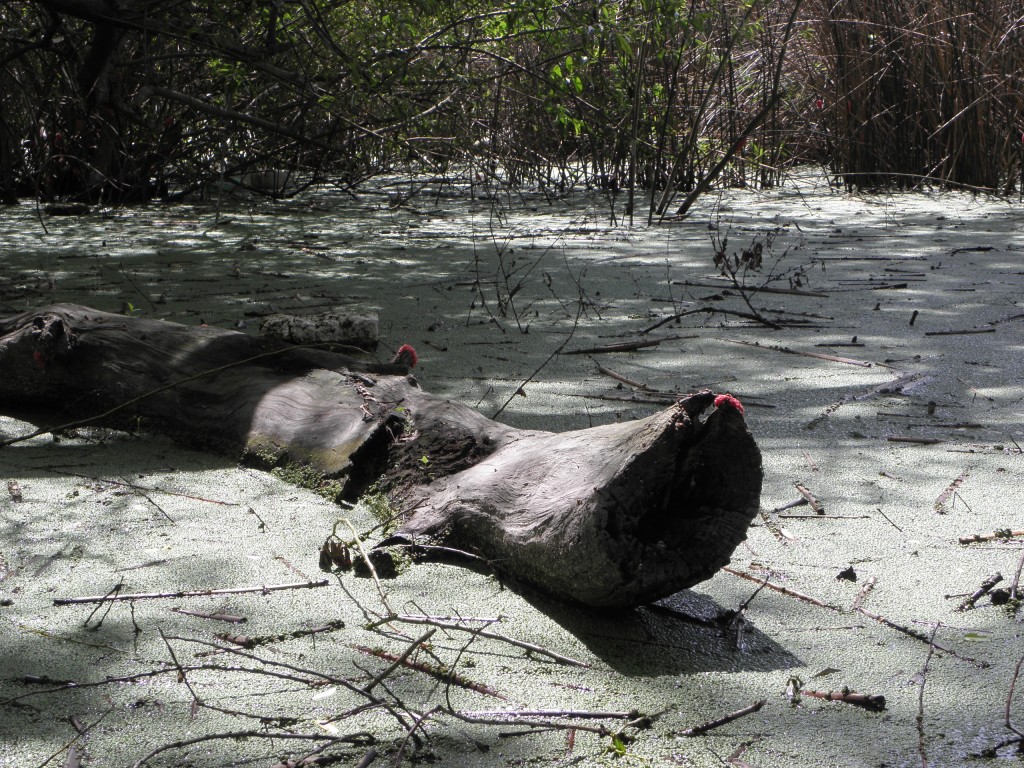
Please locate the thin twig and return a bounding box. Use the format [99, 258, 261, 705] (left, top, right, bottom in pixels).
[935, 468, 971, 514]
[563, 339, 662, 355]
[679, 699, 766, 737]
[673, 279, 829, 298]
[363, 629, 436, 694]
[131, 730, 373, 768]
[641, 307, 782, 334]
[793, 482, 824, 514]
[165, 635, 412, 727]
[54, 579, 328, 605]
[379, 614, 589, 667]
[1011, 550, 1024, 602]
[916, 624, 940, 767]
[340, 518, 391, 615]
[449, 710, 613, 736]
[1005, 652, 1024, 741]
[594, 361, 650, 389]
[34, 706, 114, 768]
[851, 575, 878, 611]
[723, 567, 988, 667]
[722, 338, 871, 367]
[800, 688, 886, 711]
[855, 606, 987, 668]
[957, 573, 1003, 611]
[493, 301, 583, 419]
[723, 567, 838, 610]
[958, 529, 1024, 545]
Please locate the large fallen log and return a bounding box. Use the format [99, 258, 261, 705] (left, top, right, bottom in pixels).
[0, 304, 762, 608]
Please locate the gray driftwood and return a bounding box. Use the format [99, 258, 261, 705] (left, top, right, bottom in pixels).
[0, 304, 762, 608]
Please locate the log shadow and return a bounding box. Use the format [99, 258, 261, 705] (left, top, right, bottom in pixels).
[524, 589, 801, 676]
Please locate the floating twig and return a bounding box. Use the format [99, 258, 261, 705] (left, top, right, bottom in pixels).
[888, 436, 942, 445]
[876, 508, 904, 532]
[641, 307, 782, 334]
[215, 619, 346, 649]
[564, 339, 663, 355]
[169, 607, 247, 624]
[338, 518, 392, 615]
[727, 737, 763, 768]
[907, 422, 983, 429]
[723, 567, 988, 667]
[467, 708, 640, 720]
[957, 573, 1003, 612]
[378, 614, 589, 667]
[580, 389, 775, 409]
[973, 652, 1024, 757]
[54, 579, 329, 605]
[934, 468, 971, 514]
[991, 310, 1024, 326]
[855, 606, 987, 668]
[958, 378, 996, 402]
[771, 497, 808, 514]
[1005, 653, 1024, 742]
[723, 338, 872, 367]
[33, 706, 113, 768]
[679, 699, 766, 737]
[362, 629, 436, 694]
[857, 371, 930, 399]
[802, 450, 820, 472]
[778, 513, 869, 520]
[950, 246, 996, 255]
[722, 567, 836, 610]
[131, 730, 373, 768]
[798, 685, 886, 711]
[392, 613, 500, 624]
[916, 624, 941, 767]
[594, 362, 650, 390]
[757, 510, 797, 542]
[1011, 550, 1024, 602]
[793, 482, 824, 514]
[924, 327, 995, 336]
[449, 709, 625, 736]
[832, 282, 909, 291]
[115, 559, 170, 573]
[851, 575, 878, 611]
[353, 644, 507, 700]
[493, 304, 583, 418]
[673, 279, 829, 298]
[958, 529, 1024, 545]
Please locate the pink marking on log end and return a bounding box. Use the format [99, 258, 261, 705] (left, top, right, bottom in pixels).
[395, 344, 418, 368]
[714, 393, 745, 415]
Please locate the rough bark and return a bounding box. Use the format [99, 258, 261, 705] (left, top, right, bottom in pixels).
[259, 310, 379, 350]
[0, 304, 762, 608]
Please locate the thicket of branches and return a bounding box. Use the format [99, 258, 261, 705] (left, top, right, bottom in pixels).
[806, 0, 1024, 193]
[0, 0, 1021, 208]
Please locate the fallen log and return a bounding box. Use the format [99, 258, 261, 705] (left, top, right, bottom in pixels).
[0, 304, 762, 608]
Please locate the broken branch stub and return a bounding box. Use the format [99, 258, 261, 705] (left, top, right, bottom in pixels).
[0, 304, 762, 608]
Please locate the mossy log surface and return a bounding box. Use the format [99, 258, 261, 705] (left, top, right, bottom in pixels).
[0, 304, 762, 608]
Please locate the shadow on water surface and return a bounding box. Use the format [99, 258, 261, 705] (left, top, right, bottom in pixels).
[525, 588, 801, 676]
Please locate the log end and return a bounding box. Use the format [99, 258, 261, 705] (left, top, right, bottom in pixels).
[380, 392, 762, 609]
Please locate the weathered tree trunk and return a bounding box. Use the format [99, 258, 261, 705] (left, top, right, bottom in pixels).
[0, 304, 762, 608]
